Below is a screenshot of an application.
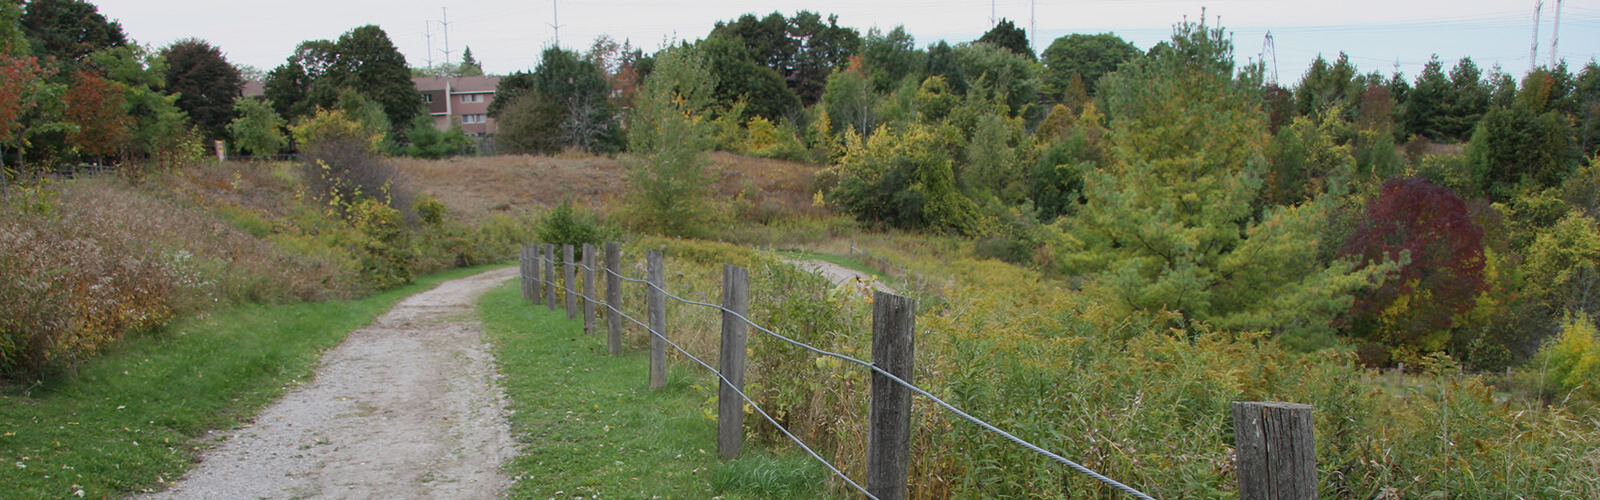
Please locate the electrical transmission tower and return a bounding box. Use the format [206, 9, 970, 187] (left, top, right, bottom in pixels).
[424, 21, 434, 68]
[1551, 0, 1564, 67]
[440, 6, 453, 66]
[1261, 31, 1278, 85]
[548, 0, 563, 47]
[1530, 0, 1543, 72]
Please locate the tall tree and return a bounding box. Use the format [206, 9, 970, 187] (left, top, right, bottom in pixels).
[162, 38, 242, 141]
[265, 27, 418, 136]
[860, 26, 922, 93]
[496, 47, 619, 154]
[19, 0, 125, 65]
[976, 18, 1034, 61]
[953, 41, 1040, 116]
[710, 11, 860, 105]
[625, 44, 717, 236]
[0, 51, 47, 201]
[1401, 56, 1449, 140]
[1041, 32, 1139, 100]
[699, 36, 798, 121]
[322, 25, 419, 135]
[262, 59, 310, 122]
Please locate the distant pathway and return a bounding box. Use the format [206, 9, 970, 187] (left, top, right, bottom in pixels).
[788, 260, 897, 294]
[139, 268, 519, 499]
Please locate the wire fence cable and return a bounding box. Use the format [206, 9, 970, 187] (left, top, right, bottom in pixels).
[533, 253, 1154, 499]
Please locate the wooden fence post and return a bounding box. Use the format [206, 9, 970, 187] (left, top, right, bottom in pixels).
[544, 244, 556, 312]
[718, 264, 749, 460]
[605, 242, 623, 356]
[647, 250, 666, 390]
[519, 246, 532, 301]
[531, 245, 544, 305]
[564, 244, 577, 320]
[1233, 401, 1317, 500]
[583, 243, 597, 335]
[868, 291, 916, 500]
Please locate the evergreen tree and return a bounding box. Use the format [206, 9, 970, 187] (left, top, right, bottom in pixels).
[458, 46, 484, 77]
[976, 18, 1033, 61]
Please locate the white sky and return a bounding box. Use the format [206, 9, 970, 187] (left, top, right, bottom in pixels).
[97, 0, 1600, 85]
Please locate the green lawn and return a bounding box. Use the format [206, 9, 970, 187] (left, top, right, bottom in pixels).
[0, 264, 507, 499]
[479, 280, 838, 499]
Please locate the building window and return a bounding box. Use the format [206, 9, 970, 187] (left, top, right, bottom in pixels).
[422, 94, 433, 103]
[459, 93, 483, 104]
[462, 114, 487, 124]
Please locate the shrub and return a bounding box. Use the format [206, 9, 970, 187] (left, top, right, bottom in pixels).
[1537, 311, 1600, 401]
[536, 198, 608, 248]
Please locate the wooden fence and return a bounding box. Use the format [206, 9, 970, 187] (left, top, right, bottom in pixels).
[519, 243, 1317, 499]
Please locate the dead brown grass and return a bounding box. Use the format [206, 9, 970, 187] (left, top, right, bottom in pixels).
[390, 152, 830, 221]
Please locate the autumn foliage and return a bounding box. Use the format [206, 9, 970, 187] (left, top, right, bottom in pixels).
[1340, 178, 1487, 363]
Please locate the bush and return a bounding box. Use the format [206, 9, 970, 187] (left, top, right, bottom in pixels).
[1537, 311, 1600, 401]
[536, 198, 610, 248]
[299, 138, 408, 211]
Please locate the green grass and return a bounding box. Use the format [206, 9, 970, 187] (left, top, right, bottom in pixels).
[479, 281, 838, 499]
[0, 263, 509, 499]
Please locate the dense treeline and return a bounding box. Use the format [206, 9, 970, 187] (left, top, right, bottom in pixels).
[580, 9, 1598, 377]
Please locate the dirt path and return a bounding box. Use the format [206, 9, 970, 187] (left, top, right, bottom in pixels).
[788, 260, 897, 294]
[140, 267, 519, 500]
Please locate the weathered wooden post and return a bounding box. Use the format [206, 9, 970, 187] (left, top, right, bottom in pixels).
[868, 291, 916, 500]
[532, 245, 544, 305]
[564, 244, 577, 320]
[583, 243, 597, 335]
[1233, 401, 1317, 500]
[519, 246, 532, 301]
[605, 242, 623, 356]
[647, 250, 666, 390]
[718, 264, 749, 460]
[543, 244, 556, 312]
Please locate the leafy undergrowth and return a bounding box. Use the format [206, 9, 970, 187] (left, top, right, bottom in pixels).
[477, 281, 838, 500]
[0, 264, 504, 499]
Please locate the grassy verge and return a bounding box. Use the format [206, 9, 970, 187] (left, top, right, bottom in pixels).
[0, 263, 509, 498]
[478, 281, 838, 499]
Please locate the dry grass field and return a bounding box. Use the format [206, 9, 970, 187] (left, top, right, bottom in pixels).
[390, 151, 828, 221]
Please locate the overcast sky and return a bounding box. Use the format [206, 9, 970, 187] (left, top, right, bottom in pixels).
[97, 0, 1600, 85]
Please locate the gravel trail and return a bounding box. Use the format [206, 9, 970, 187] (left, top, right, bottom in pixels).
[788, 259, 897, 294]
[139, 267, 519, 500]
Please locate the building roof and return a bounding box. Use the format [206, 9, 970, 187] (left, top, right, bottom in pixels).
[411, 75, 501, 93]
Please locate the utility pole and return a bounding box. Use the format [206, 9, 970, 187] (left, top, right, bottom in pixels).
[1530, 0, 1543, 72]
[1551, 0, 1564, 67]
[548, 0, 563, 47]
[440, 6, 453, 66]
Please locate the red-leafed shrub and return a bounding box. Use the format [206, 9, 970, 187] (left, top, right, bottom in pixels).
[1340, 178, 1487, 364]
